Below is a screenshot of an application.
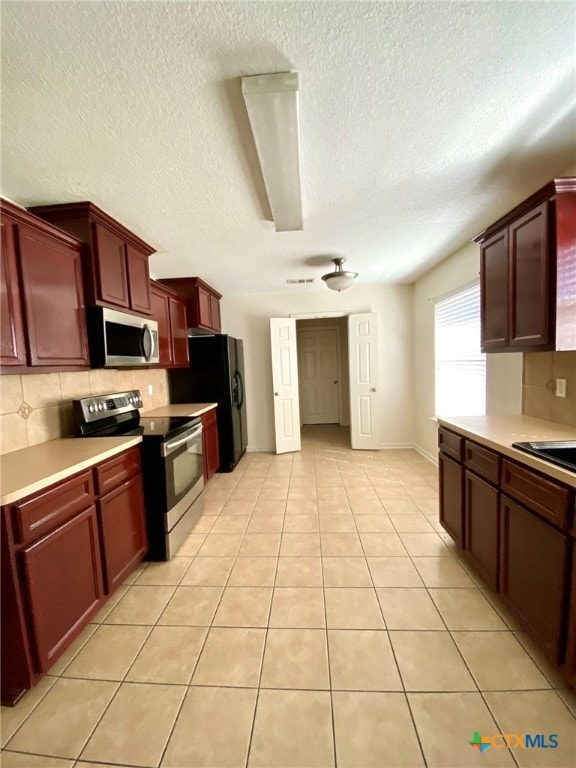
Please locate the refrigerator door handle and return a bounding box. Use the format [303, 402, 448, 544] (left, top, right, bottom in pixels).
[235, 370, 245, 410]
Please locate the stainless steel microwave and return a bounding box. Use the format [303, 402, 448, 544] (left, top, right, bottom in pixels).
[86, 307, 159, 367]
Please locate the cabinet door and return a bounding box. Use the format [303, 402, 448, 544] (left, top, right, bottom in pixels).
[509, 202, 551, 348]
[197, 284, 212, 329]
[150, 284, 173, 366]
[93, 223, 130, 309]
[168, 296, 190, 366]
[563, 540, 576, 687]
[210, 293, 221, 332]
[202, 410, 220, 481]
[0, 217, 27, 367]
[20, 505, 104, 672]
[500, 495, 569, 662]
[126, 245, 152, 315]
[18, 224, 90, 367]
[98, 475, 147, 594]
[439, 453, 464, 546]
[480, 229, 509, 350]
[464, 471, 499, 590]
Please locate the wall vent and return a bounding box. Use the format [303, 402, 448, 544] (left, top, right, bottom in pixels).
[286, 278, 315, 284]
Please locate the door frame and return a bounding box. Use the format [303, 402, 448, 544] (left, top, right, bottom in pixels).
[288, 310, 381, 448]
[296, 324, 342, 426]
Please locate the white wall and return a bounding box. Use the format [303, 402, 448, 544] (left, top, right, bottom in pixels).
[221, 285, 414, 452]
[413, 243, 523, 461]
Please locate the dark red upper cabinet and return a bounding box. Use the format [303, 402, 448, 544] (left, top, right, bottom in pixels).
[1, 200, 89, 372]
[474, 177, 575, 353]
[150, 281, 189, 368]
[126, 245, 152, 315]
[92, 223, 130, 309]
[0, 212, 27, 367]
[150, 282, 174, 367]
[28, 202, 154, 317]
[168, 294, 190, 366]
[509, 203, 551, 348]
[480, 229, 509, 350]
[158, 277, 222, 334]
[18, 224, 89, 367]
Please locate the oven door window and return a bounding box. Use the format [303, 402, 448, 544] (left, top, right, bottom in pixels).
[165, 434, 203, 506]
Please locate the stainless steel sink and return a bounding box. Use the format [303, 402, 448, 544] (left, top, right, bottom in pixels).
[512, 441, 576, 473]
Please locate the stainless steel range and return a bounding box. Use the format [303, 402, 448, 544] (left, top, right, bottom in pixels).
[73, 390, 204, 560]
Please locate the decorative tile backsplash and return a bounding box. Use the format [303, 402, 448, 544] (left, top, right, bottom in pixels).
[0, 369, 170, 455]
[522, 351, 576, 427]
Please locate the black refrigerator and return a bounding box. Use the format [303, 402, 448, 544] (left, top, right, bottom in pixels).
[168, 335, 248, 472]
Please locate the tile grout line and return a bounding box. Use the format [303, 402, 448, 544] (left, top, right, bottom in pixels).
[349, 482, 430, 768]
[319, 496, 339, 768]
[244, 458, 288, 768]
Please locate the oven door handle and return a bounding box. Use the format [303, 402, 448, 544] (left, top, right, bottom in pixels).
[161, 424, 203, 457]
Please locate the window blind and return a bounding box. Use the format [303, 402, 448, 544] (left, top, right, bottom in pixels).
[435, 282, 486, 417]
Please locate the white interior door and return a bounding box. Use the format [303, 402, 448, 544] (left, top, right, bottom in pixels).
[270, 317, 301, 454]
[298, 328, 340, 424]
[348, 312, 380, 449]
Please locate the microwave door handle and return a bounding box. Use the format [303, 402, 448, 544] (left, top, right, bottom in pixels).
[141, 324, 153, 360]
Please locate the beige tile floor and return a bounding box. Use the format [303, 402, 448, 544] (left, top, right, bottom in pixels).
[2, 426, 575, 768]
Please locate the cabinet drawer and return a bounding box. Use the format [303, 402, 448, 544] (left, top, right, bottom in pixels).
[438, 427, 464, 461]
[13, 471, 95, 545]
[464, 440, 500, 485]
[95, 447, 141, 495]
[501, 460, 570, 529]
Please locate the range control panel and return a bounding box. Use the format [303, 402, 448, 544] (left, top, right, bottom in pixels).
[75, 390, 143, 423]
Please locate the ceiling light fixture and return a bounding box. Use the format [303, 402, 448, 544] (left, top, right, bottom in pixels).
[321, 258, 358, 292]
[241, 72, 303, 232]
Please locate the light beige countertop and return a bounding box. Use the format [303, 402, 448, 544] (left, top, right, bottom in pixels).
[438, 415, 576, 488]
[142, 403, 217, 418]
[0, 436, 142, 506]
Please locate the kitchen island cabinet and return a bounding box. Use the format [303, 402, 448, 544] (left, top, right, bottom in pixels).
[474, 177, 576, 352]
[29, 201, 155, 317]
[1, 200, 90, 372]
[1, 443, 146, 705]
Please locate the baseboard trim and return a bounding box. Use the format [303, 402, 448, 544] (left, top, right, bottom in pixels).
[378, 442, 416, 450]
[414, 444, 438, 466]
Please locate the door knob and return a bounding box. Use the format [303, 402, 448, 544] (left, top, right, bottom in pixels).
[274, 392, 279, 396]
[334, 380, 338, 384]
[371, 387, 378, 392]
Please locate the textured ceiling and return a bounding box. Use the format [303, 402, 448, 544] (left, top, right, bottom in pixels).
[2, 1, 575, 295]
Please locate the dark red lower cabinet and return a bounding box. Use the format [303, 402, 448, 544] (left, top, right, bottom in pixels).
[98, 475, 147, 594]
[1, 447, 148, 704]
[20, 505, 104, 672]
[563, 541, 576, 687]
[202, 409, 220, 481]
[500, 495, 569, 663]
[464, 471, 499, 590]
[439, 453, 464, 546]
